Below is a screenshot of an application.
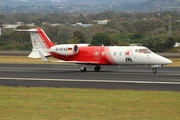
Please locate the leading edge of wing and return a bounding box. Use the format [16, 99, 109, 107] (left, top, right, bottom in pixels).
[38, 51, 99, 65]
[53, 60, 99, 65]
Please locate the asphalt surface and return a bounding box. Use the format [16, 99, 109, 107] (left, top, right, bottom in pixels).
[0, 64, 180, 91]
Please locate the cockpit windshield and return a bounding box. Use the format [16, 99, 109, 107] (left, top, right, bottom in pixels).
[138, 49, 151, 54]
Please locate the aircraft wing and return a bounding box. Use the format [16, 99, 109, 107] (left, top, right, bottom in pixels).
[58, 61, 99, 65]
[38, 51, 99, 65]
[42, 59, 99, 65]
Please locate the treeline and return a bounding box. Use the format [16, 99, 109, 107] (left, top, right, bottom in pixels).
[0, 11, 180, 52]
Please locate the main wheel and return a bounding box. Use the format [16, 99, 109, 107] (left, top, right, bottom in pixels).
[152, 68, 157, 73]
[94, 65, 101, 72]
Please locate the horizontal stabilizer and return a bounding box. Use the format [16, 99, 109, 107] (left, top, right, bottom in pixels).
[15, 29, 38, 32]
[28, 51, 50, 58]
[28, 51, 40, 58]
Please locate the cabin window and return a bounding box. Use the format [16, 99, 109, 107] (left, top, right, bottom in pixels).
[114, 52, 116, 56]
[108, 52, 110, 56]
[119, 52, 122, 56]
[138, 49, 151, 54]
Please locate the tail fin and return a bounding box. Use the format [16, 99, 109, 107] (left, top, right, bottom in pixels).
[17, 28, 55, 58]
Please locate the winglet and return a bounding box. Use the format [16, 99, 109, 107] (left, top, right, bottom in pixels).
[38, 51, 49, 62]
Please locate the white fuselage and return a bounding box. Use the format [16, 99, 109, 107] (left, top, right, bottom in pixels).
[103, 46, 172, 65]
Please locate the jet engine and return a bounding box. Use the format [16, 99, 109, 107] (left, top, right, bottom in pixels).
[50, 44, 79, 56]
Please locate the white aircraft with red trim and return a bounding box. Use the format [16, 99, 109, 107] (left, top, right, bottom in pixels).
[17, 28, 172, 73]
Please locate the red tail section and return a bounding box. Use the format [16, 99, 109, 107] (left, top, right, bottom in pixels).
[36, 28, 55, 48]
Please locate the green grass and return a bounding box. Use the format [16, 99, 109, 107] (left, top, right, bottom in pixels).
[0, 86, 180, 120]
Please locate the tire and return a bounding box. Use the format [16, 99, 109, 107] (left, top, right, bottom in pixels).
[81, 67, 87, 72]
[152, 68, 157, 73]
[94, 67, 100, 72]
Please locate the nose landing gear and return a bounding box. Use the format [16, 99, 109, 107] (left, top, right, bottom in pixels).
[151, 65, 162, 73]
[152, 68, 157, 73]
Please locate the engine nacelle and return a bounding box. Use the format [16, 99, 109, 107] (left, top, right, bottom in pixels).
[76, 44, 91, 47]
[50, 44, 78, 56]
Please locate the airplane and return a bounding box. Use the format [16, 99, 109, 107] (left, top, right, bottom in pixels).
[16, 28, 172, 73]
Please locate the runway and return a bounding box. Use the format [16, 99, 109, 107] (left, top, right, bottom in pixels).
[0, 64, 180, 91]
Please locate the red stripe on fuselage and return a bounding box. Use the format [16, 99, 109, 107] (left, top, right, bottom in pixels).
[51, 46, 115, 65]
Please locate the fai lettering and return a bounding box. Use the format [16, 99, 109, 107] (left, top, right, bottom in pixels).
[125, 58, 133, 62]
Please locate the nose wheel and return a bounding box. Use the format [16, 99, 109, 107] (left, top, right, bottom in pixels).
[152, 68, 157, 73]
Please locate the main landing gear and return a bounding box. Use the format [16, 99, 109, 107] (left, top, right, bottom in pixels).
[80, 65, 101, 72]
[94, 65, 101, 72]
[80, 65, 87, 72]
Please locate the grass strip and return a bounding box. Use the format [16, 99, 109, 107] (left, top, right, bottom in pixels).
[0, 86, 180, 120]
[0, 56, 60, 64]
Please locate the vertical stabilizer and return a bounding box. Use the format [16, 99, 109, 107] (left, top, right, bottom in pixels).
[17, 28, 55, 58]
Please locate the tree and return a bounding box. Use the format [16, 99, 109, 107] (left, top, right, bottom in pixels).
[44, 26, 73, 44]
[146, 36, 175, 52]
[73, 30, 86, 43]
[76, 14, 89, 24]
[134, 19, 165, 34]
[164, 37, 175, 51]
[56, 27, 73, 44]
[102, 28, 120, 35]
[67, 37, 79, 44]
[91, 33, 109, 46]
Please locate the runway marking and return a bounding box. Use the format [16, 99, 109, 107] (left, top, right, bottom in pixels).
[0, 77, 180, 85]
